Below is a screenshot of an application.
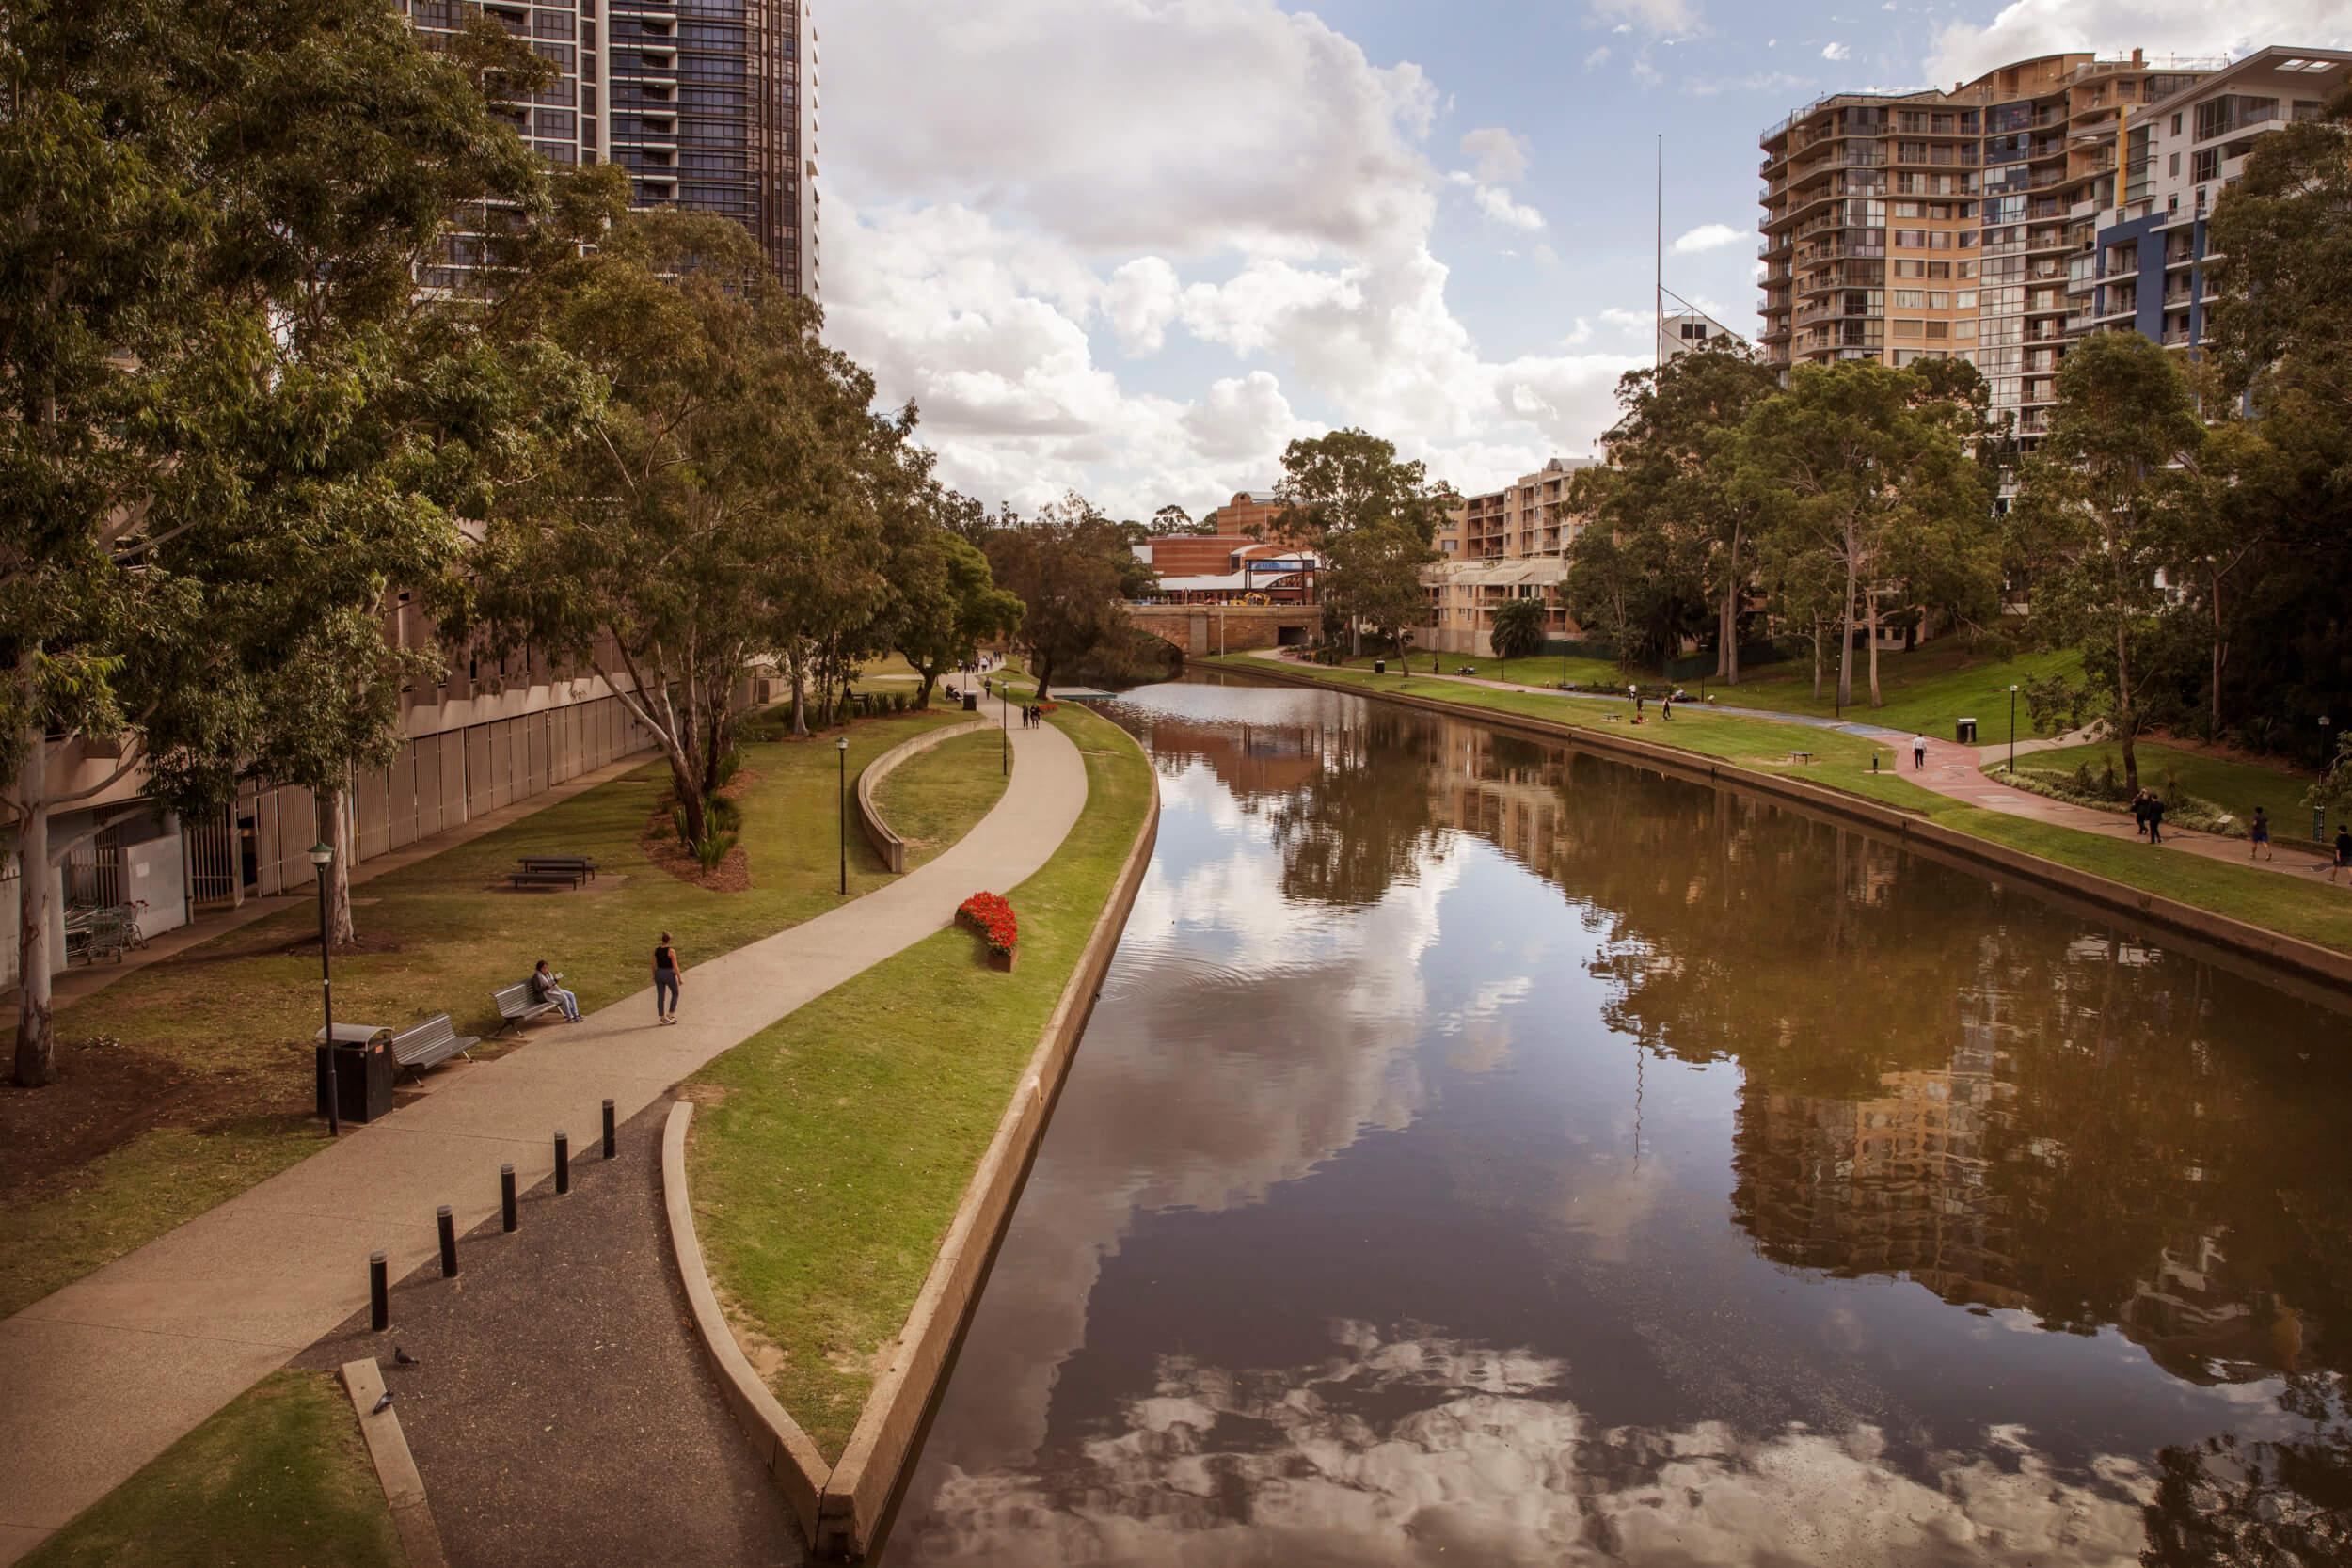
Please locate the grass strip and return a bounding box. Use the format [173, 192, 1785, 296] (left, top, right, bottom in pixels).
[871, 728, 1012, 870]
[21, 1368, 402, 1568]
[685, 703, 1153, 1462]
[0, 709, 1001, 1320]
[1213, 654, 2352, 956]
[2011, 737, 2319, 841]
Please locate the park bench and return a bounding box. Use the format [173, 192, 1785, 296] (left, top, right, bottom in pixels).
[507, 868, 581, 890]
[493, 980, 564, 1035]
[517, 854, 597, 882]
[388, 1012, 481, 1080]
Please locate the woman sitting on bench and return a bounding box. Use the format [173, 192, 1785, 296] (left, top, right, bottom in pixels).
[532, 959, 581, 1022]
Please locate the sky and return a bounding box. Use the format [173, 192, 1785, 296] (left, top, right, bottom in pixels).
[814, 0, 2352, 522]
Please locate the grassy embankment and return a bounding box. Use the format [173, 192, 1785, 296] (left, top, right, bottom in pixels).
[1207, 653, 2352, 955]
[2006, 738, 2321, 841]
[21, 1370, 401, 1568]
[0, 707, 1004, 1320]
[1701, 643, 2083, 746]
[871, 728, 1013, 869]
[686, 703, 1152, 1460]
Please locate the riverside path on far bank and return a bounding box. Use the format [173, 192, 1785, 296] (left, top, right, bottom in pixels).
[1237, 649, 2350, 888]
[0, 716, 1090, 1567]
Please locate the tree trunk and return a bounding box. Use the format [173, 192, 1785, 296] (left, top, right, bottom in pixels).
[1864, 591, 1884, 709]
[1718, 523, 1741, 685]
[2116, 615, 2138, 796]
[1836, 523, 1858, 708]
[12, 791, 56, 1087]
[914, 661, 939, 711]
[1033, 653, 1055, 703]
[787, 645, 809, 737]
[318, 784, 356, 946]
[1810, 618, 1823, 701]
[2209, 578, 2226, 741]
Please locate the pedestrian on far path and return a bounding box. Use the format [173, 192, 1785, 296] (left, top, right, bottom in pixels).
[2333, 828, 2352, 884]
[2131, 791, 2152, 839]
[2250, 806, 2273, 863]
[2146, 793, 2167, 845]
[653, 931, 682, 1025]
[1661, 696, 1673, 721]
[1912, 735, 1927, 771]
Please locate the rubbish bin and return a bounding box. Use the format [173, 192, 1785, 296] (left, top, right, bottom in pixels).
[961, 691, 978, 712]
[1374, 658, 1387, 673]
[1955, 717, 1979, 744]
[316, 1034, 394, 1125]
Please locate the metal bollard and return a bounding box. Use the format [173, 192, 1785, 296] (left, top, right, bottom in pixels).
[370, 1251, 389, 1333]
[554, 1131, 569, 1195]
[602, 1099, 616, 1160]
[501, 1164, 517, 1232]
[437, 1205, 457, 1277]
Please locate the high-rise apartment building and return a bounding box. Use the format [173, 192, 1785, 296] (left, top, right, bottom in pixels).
[1758, 50, 2217, 436]
[2084, 48, 2349, 356]
[407, 0, 816, 296]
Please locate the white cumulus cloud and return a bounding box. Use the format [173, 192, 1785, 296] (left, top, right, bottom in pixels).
[1822, 40, 1851, 60]
[1457, 126, 1532, 183]
[1924, 0, 2352, 88]
[1672, 222, 1745, 254]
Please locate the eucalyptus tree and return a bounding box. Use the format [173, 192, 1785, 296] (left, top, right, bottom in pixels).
[890, 488, 1025, 711]
[0, 0, 549, 1083]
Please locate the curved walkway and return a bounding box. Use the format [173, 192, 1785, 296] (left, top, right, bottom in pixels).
[1244, 651, 2343, 886]
[0, 717, 1089, 1564]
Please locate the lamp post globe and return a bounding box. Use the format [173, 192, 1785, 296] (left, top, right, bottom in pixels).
[837, 735, 850, 895]
[309, 842, 339, 1137]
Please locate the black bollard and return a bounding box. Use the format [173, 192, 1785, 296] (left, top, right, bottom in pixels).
[602, 1099, 616, 1160]
[501, 1164, 517, 1233]
[370, 1251, 389, 1333]
[437, 1205, 457, 1277]
[554, 1131, 569, 1195]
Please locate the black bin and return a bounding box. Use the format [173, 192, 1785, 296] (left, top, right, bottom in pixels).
[316, 1036, 394, 1125]
[961, 691, 979, 712]
[1374, 658, 1387, 673]
[1955, 717, 1979, 744]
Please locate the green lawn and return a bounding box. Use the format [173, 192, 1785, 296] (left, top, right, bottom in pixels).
[21, 1369, 402, 1568]
[0, 709, 1004, 1320]
[1328, 650, 1627, 689]
[1213, 654, 2352, 956]
[686, 703, 1153, 1461]
[872, 728, 1013, 869]
[1709, 643, 2082, 746]
[2014, 739, 2322, 841]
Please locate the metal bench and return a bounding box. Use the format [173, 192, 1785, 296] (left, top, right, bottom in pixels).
[508, 868, 583, 890]
[519, 855, 598, 881]
[388, 1013, 481, 1080]
[493, 981, 564, 1035]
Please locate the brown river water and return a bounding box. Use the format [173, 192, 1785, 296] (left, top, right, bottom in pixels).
[881, 672, 2352, 1566]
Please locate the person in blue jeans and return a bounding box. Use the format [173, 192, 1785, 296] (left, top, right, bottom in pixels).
[531, 959, 580, 1022]
[653, 931, 682, 1024]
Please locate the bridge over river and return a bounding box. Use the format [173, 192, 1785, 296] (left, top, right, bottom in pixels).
[1124, 602, 1315, 657]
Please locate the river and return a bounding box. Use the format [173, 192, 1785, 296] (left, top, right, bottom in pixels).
[882, 672, 2352, 1566]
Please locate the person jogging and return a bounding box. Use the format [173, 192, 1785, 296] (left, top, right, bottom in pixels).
[2250, 806, 2273, 863]
[653, 931, 682, 1025]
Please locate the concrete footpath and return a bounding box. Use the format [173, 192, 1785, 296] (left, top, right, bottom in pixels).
[0, 718, 1089, 1564]
[1246, 651, 2344, 886]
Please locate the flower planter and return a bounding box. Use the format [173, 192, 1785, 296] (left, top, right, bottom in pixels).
[958, 892, 1019, 973]
[988, 945, 1016, 973]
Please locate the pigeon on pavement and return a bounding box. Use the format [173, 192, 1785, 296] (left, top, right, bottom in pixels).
[392, 1345, 420, 1367]
[373, 1389, 395, 1415]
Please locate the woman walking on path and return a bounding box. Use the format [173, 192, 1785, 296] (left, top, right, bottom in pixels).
[2146, 794, 2167, 845]
[653, 932, 682, 1025]
[2250, 806, 2274, 862]
[2132, 791, 2151, 839]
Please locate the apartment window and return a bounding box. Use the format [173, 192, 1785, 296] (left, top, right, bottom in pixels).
[1925, 292, 1949, 309]
[1895, 260, 1925, 277]
[2191, 148, 2219, 182]
[1929, 231, 1953, 249]
[1893, 319, 1925, 337]
[1927, 261, 1952, 279]
[1956, 290, 1978, 309]
[1925, 321, 1949, 339]
[1894, 229, 1926, 247]
[1892, 289, 1925, 308]
[2168, 152, 2180, 176]
[2170, 112, 2182, 136]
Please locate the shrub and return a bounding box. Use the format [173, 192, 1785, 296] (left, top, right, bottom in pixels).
[707, 795, 742, 833]
[694, 831, 738, 873]
[711, 745, 746, 789]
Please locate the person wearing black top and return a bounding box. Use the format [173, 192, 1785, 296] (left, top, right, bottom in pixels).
[2145, 793, 2166, 845]
[2333, 829, 2352, 885]
[653, 931, 682, 1024]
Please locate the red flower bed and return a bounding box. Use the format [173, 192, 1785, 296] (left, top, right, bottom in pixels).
[957, 892, 1017, 955]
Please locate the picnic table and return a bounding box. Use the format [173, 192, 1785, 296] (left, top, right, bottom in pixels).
[1786, 750, 1815, 765]
[510, 855, 597, 890]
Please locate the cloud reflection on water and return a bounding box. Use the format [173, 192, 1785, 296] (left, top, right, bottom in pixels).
[905, 1323, 2155, 1567]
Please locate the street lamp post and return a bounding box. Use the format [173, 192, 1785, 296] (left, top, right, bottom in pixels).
[309, 841, 339, 1137]
[2008, 684, 2020, 774]
[836, 736, 850, 895]
[2319, 717, 2334, 841]
[1001, 678, 1009, 775]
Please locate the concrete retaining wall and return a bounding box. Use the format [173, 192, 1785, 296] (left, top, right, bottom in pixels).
[817, 723, 1162, 1559]
[1232, 659, 2352, 995]
[855, 720, 990, 875]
